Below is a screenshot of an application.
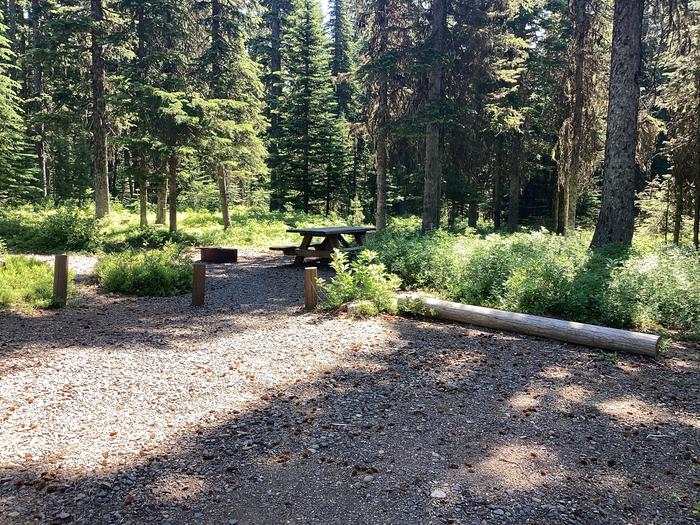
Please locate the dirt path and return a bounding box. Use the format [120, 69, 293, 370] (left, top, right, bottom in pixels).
[1, 251, 698, 524]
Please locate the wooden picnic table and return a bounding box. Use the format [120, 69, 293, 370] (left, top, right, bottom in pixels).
[270, 226, 376, 266]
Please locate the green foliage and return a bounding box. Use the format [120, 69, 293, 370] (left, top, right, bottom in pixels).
[370, 222, 700, 336]
[0, 206, 101, 252]
[319, 250, 401, 314]
[119, 226, 197, 250]
[0, 255, 72, 311]
[95, 243, 192, 296]
[275, 0, 352, 213]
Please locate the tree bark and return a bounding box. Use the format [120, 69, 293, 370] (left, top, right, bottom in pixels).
[210, 0, 231, 229]
[557, 181, 570, 235]
[217, 164, 231, 230]
[136, 154, 148, 228]
[672, 177, 683, 245]
[374, 0, 389, 231]
[168, 153, 178, 232]
[268, 1, 283, 211]
[91, 0, 110, 218]
[590, 0, 644, 249]
[30, 0, 48, 198]
[468, 202, 478, 228]
[156, 181, 167, 224]
[421, 0, 447, 232]
[493, 164, 502, 230]
[507, 134, 524, 233]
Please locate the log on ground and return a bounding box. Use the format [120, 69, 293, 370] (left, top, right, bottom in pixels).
[398, 294, 660, 357]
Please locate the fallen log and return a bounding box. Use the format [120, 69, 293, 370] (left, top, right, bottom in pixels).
[398, 294, 660, 357]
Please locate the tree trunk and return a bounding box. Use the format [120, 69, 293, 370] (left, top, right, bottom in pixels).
[268, 1, 283, 211]
[156, 181, 167, 224]
[421, 0, 447, 232]
[217, 164, 231, 230]
[136, 154, 148, 228]
[590, 0, 644, 249]
[557, 182, 570, 235]
[507, 134, 524, 233]
[493, 166, 502, 230]
[168, 153, 178, 232]
[374, 0, 389, 230]
[91, 0, 110, 218]
[31, 0, 48, 198]
[694, 175, 699, 250]
[673, 177, 684, 245]
[468, 202, 478, 228]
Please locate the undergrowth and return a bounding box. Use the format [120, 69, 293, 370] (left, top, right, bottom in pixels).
[0, 254, 73, 310]
[95, 243, 193, 296]
[370, 218, 700, 337]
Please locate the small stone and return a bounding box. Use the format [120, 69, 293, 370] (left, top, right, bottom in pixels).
[228, 520, 239, 525]
[363, 475, 374, 482]
[430, 489, 447, 499]
[58, 512, 71, 520]
[194, 512, 204, 518]
[7, 511, 19, 518]
[492, 509, 505, 516]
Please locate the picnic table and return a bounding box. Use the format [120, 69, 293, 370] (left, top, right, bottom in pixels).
[270, 226, 376, 266]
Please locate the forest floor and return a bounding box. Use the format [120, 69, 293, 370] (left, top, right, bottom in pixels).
[0, 250, 698, 525]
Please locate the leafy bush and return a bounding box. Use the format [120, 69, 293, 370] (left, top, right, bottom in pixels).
[118, 226, 198, 250]
[319, 250, 401, 315]
[0, 206, 102, 252]
[0, 255, 72, 310]
[95, 243, 193, 296]
[370, 222, 700, 337]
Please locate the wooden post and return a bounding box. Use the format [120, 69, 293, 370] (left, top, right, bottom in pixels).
[192, 263, 206, 306]
[304, 267, 318, 310]
[52, 254, 69, 307]
[398, 293, 661, 357]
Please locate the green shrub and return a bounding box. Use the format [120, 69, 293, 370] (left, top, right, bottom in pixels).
[371, 224, 700, 337]
[0, 206, 102, 252]
[96, 243, 193, 296]
[119, 226, 198, 250]
[319, 250, 401, 314]
[0, 255, 72, 310]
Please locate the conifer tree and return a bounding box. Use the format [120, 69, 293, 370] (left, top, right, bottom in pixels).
[278, 0, 351, 212]
[0, 11, 36, 201]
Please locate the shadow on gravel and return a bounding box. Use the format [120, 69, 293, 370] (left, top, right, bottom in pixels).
[1, 313, 698, 525]
[1, 252, 698, 524]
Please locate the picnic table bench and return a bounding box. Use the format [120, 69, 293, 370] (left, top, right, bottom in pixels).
[270, 226, 375, 267]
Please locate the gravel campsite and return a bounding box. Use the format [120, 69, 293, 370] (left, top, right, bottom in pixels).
[1, 251, 698, 524]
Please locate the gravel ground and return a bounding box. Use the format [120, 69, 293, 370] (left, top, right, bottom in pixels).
[0, 250, 698, 525]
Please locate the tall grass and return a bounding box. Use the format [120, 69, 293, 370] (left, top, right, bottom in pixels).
[0, 255, 72, 310]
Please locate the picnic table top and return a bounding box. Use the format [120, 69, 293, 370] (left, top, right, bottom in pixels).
[286, 226, 376, 236]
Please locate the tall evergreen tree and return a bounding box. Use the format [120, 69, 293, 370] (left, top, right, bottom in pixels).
[278, 0, 351, 213]
[0, 11, 35, 201]
[590, 0, 644, 248]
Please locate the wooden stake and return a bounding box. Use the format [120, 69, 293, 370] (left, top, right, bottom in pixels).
[192, 263, 206, 306]
[304, 267, 318, 310]
[52, 254, 69, 307]
[398, 293, 660, 357]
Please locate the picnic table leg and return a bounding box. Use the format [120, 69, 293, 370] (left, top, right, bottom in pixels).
[337, 234, 351, 248]
[353, 232, 367, 246]
[294, 234, 313, 267]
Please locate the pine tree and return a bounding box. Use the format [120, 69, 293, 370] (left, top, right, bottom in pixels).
[200, 0, 267, 228]
[590, 0, 645, 249]
[0, 11, 36, 201]
[327, 0, 356, 118]
[278, 0, 351, 213]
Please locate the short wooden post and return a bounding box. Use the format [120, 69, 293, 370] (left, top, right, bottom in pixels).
[304, 267, 318, 310]
[52, 254, 69, 307]
[192, 263, 206, 306]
